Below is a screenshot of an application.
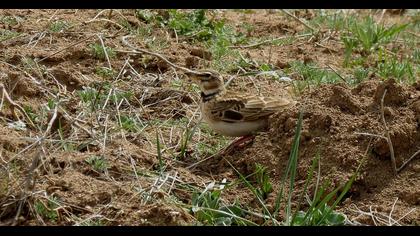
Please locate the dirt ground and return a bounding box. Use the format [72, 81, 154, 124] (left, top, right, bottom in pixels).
[0, 9, 418, 226]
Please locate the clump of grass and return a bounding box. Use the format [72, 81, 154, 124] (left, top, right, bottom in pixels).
[342, 16, 408, 65]
[111, 90, 133, 104]
[310, 10, 355, 31]
[376, 56, 416, 83]
[155, 130, 164, 174]
[152, 10, 247, 72]
[254, 163, 273, 200]
[135, 9, 157, 24]
[133, 19, 154, 36]
[166, 9, 218, 41]
[178, 120, 201, 160]
[242, 22, 255, 36]
[288, 61, 342, 94]
[133, 10, 254, 72]
[85, 156, 108, 173]
[350, 67, 370, 85]
[191, 182, 249, 226]
[204, 23, 246, 72]
[291, 184, 346, 225]
[291, 61, 342, 85]
[134, 10, 218, 40]
[95, 67, 116, 79]
[145, 36, 170, 51]
[0, 15, 21, 26]
[233, 9, 256, 14]
[49, 20, 69, 32]
[342, 33, 360, 67]
[46, 99, 57, 110]
[413, 48, 420, 64]
[78, 85, 133, 111]
[23, 105, 39, 124]
[275, 112, 357, 226]
[89, 43, 116, 60]
[34, 196, 59, 223]
[79, 219, 105, 226]
[0, 29, 20, 41]
[119, 114, 142, 133]
[58, 128, 75, 152]
[132, 11, 171, 50]
[196, 140, 229, 157]
[78, 86, 102, 110]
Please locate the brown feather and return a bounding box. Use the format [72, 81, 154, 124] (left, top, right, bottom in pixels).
[204, 92, 295, 122]
[188, 70, 296, 136]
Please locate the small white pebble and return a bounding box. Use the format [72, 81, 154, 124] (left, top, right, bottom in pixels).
[279, 77, 292, 82]
[7, 121, 26, 131]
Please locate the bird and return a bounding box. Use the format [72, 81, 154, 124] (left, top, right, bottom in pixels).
[185, 70, 296, 154]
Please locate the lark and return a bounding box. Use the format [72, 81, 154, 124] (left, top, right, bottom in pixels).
[186, 70, 296, 153]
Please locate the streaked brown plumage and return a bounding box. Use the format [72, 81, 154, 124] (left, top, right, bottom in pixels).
[187, 70, 296, 138]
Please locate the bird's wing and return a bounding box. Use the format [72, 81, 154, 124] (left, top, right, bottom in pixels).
[208, 94, 295, 122]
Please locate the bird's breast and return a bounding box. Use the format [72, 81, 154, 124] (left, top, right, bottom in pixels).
[204, 117, 268, 137]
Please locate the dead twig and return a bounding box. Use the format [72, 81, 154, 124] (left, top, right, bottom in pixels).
[380, 89, 397, 175]
[43, 102, 60, 137]
[355, 87, 418, 175]
[0, 60, 42, 86]
[0, 83, 36, 128]
[280, 10, 317, 33]
[97, 34, 113, 70]
[397, 148, 420, 173]
[46, 9, 60, 23]
[13, 101, 60, 225]
[407, 31, 420, 38]
[186, 151, 219, 170]
[84, 9, 110, 23]
[354, 132, 387, 140]
[378, 9, 387, 24]
[327, 65, 347, 83]
[356, 105, 418, 174]
[349, 199, 415, 226]
[37, 34, 96, 63]
[315, 42, 338, 53]
[228, 34, 311, 49]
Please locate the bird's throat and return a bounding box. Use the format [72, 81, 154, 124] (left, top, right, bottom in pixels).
[201, 90, 221, 102]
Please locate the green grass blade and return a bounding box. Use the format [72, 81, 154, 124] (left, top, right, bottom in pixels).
[315, 158, 364, 225]
[156, 130, 163, 174]
[223, 158, 278, 225]
[273, 111, 304, 222]
[290, 149, 321, 225]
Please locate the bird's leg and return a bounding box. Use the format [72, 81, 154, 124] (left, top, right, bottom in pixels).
[231, 135, 255, 147]
[221, 135, 255, 155]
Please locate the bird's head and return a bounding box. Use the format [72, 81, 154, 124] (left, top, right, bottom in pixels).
[185, 70, 224, 97]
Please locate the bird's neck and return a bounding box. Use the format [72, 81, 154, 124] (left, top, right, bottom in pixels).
[201, 87, 225, 102]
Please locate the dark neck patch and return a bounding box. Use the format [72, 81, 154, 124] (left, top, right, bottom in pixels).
[201, 91, 219, 102]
